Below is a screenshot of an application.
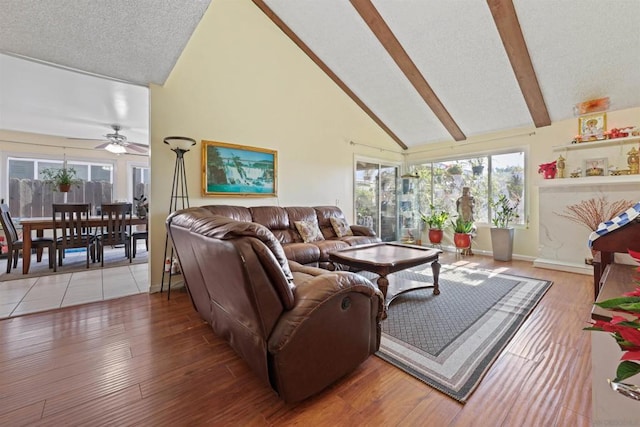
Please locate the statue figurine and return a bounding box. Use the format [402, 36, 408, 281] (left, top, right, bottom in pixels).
[456, 187, 475, 255]
[556, 155, 565, 178]
[628, 147, 639, 174]
[456, 186, 475, 223]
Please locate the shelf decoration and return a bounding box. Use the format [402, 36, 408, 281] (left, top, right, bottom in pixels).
[538, 160, 557, 179]
[628, 147, 639, 174]
[574, 97, 609, 116]
[578, 112, 607, 142]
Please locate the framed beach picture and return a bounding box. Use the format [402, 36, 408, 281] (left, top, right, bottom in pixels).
[583, 157, 608, 177]
[202, 140, 277, 197]
[578, 112, 606, 141]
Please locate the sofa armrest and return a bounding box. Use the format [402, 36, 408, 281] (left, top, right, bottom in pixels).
[350, 224, 377, 237]
[267, 271, 384, 401]
[268, 271, 383, 352]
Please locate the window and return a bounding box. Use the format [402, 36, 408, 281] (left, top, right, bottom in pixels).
[412, 151, 525, 226]
[7, 157, 114, 218]
[132, 166, 150, 200]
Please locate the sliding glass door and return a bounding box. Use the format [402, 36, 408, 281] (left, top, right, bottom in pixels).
[354, 159, 399, 242]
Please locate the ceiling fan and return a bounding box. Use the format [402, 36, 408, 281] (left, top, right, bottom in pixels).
[93, 125, 148, 154]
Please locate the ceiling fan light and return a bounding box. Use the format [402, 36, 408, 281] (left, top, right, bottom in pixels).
[105, 143, 127, 154]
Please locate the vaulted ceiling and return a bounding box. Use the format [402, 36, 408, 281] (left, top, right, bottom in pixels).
[1, 0, 639, 151]
[254, 0, 640, 149]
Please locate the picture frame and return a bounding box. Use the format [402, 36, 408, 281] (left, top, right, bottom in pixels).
[582, 157, 608, 177]
[202, 140, 277, 197]
[578, 112, 607, 141]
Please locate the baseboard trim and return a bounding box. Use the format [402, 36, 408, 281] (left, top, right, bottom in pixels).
[533, 258, 593, 275]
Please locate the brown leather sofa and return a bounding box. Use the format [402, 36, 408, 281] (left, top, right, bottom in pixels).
[199, 205, 380, 269]
[167, 207, 384, 402]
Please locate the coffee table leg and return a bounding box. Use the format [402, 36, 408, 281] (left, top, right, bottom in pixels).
[377, 275, 389, 299]
[431, 260, 441, 295]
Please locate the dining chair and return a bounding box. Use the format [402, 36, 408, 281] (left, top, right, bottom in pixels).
[52, 203, 96, 270]
[0, 204, 55, 273]
[131, 230, 148, 258]
[97, 203, 132, 266]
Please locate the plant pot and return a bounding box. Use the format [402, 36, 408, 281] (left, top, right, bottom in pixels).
[453, 232, 471, 249]
[428, 228, 443, 244]
[472, 165, 484, 176]
[490, 227, 514, 261]
[58, 184, 71, 192]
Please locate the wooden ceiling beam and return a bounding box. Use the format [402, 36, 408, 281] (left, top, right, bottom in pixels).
[350, 0, 466, 142]
[487, 0, 551, 127]
[252, 0, 408, 150]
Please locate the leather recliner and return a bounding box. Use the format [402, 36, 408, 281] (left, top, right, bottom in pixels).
[167, 207, 385, 402]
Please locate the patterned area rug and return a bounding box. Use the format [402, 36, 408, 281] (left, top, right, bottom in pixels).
[359, 265, 552, 403]
[0, 244, 148, 281]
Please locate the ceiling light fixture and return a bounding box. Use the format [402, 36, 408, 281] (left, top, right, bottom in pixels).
[105, 143, 127, 154]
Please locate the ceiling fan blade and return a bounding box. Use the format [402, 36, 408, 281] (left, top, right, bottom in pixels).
[67, 137, 106, 141]
[95, 142, 111, 149]
[126, 145, 148, 153]
[128, 142, 149, 149]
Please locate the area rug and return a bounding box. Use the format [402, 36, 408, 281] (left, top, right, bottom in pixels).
[359, 265, 552, 403]
[0, 244, 148, 281]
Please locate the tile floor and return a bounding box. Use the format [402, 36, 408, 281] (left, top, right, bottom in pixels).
[0, 263, 148, 319]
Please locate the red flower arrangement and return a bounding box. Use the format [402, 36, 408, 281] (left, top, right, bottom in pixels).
[586, 249, 640, 383]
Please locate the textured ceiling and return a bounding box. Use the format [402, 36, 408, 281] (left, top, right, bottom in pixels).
[0, 0, 210, 147]
[257, 0, 640, 149]
[0, 0, 211, 86]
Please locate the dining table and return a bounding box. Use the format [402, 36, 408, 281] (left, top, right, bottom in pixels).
[18, 216, 148, 274]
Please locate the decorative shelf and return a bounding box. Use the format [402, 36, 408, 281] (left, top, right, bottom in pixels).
[537, 174, 640, 187]
[552, 135, 640, 152]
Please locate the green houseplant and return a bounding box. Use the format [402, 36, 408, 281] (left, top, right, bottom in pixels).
[470, 158, 485, 176]
[450, 216, 473, 249]
[420, 204, 449, 244]
[41, 166, 82, 192]
[490, 193, 520, 261]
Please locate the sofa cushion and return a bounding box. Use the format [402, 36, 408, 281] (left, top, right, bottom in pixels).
[315, 206, 347, 239]
[203, 205, 252, 222]
[294, 220, 324, 243]
[314, 239, 350, 261]
[283, 242, 321, 265]
[330, 217, 353, 237]
[250, 206, 298, 244]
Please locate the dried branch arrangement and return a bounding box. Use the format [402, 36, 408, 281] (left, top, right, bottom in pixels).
[554, 196, 636, 231]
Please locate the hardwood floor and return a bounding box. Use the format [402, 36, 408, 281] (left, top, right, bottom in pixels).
[0, 253, 593, 426]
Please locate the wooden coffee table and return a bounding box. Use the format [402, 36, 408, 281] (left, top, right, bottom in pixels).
[329, 242, 442, 307]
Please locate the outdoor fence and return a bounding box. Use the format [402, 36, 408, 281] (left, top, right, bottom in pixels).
[8, 179, 113, 218]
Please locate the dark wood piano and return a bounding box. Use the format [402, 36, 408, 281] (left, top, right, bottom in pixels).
[591, 218, 640, 315]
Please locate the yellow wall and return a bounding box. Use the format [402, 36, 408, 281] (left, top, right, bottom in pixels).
[149, 0, 401, 289]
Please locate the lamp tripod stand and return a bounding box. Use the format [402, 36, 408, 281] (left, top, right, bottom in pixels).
[161, 136, 196, 299]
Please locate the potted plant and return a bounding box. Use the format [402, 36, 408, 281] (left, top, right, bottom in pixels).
[420, 204, 449, 244]
[446, 164, 463, 175]
[134, 195, 149, 219]
[451, 216, 473, 249]
[41, 166, 82, 192]
[490, 193, 520, 261]
[470, 158, 485, 176]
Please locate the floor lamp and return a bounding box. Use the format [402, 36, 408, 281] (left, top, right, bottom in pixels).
[161, 136, 196, 299]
